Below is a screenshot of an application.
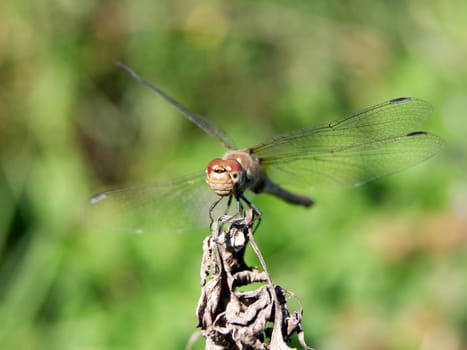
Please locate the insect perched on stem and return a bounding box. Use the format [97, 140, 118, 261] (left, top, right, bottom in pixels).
[88, 62, 443, 234]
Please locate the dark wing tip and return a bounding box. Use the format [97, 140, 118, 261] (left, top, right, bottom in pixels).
[389, 97, 412, 104]
[406, 131, 428, 136]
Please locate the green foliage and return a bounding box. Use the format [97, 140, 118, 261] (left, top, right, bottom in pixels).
[0, 1, 465, 349]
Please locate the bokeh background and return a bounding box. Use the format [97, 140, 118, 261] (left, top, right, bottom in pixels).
[1, 1, 466, 349]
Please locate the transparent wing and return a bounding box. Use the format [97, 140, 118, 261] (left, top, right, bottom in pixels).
[115, 61, 236, 150]
[84, 172, 221, 234]
[252, 97, 444, 187]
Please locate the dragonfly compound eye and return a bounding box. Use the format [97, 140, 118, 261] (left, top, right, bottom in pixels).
[205, 159, 242, 196]
[206, 158, 225, 174]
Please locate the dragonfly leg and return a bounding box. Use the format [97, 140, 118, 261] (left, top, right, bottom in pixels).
[238, 194, 262, 233]
[236, 195, 244, 215]
[215, 195, 235, 236]
[209, 196, 224, 232]
[224, 195, 233, 216]
[239, 194, 262, 218]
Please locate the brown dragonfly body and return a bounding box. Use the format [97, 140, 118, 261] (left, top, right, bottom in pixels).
[206, 149, 313, 206]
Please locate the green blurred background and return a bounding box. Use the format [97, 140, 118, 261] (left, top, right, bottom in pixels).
[1, 0, 466, 349]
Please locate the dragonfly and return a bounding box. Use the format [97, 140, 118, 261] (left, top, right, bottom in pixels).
[87, 62, 443, 234]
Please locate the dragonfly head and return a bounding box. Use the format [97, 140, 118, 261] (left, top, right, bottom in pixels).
[206, 158, 245, 196]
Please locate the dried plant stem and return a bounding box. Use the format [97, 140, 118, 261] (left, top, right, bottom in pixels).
[188, 208, 314, 350]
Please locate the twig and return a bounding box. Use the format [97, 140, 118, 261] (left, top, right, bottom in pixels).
[189, 207, 314, 350]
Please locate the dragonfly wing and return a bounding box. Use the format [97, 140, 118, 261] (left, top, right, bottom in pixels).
[115, 61, 236, 150]
[85, 172, 220, 234]
[252, 98, 444, 187]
